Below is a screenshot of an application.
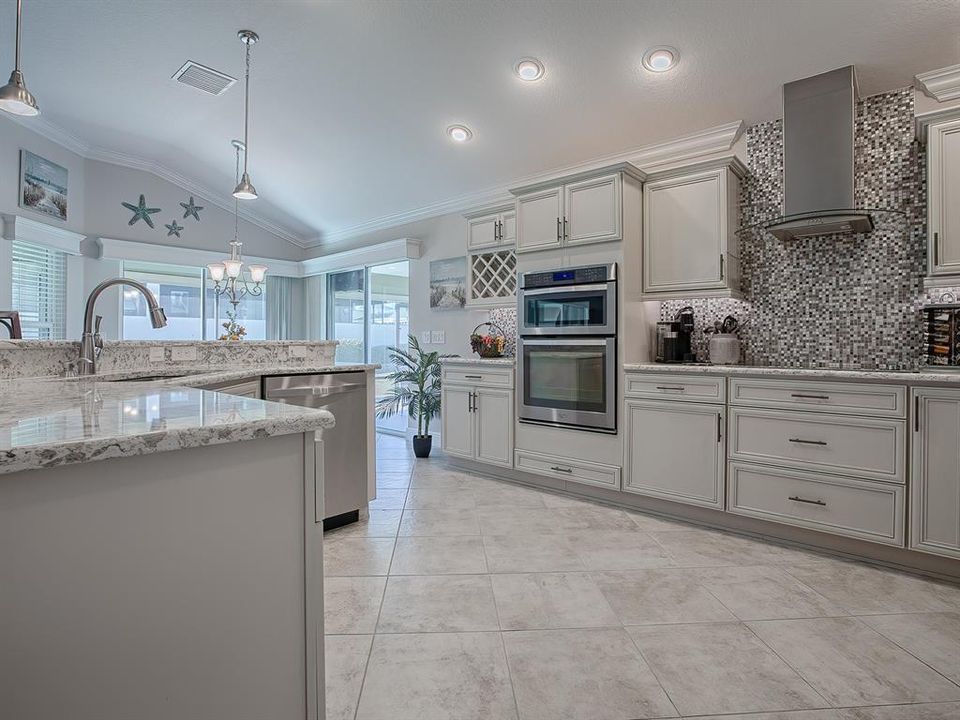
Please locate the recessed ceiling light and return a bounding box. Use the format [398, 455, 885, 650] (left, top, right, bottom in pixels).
[514, 57, 545, 82]
[447, 124, 473, 143]
[642, 46, 679, 73]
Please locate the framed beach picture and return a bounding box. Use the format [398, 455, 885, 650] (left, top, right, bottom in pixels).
[429, 256, 467, 310]
[19, 150, 68, 221]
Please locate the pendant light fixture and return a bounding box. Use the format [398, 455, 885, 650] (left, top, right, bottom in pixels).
[232, 30, 258, 200]
[0, 0, 40, 116]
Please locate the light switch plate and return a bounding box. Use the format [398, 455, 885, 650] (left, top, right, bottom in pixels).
[431, 330, 445, 344]
[288, 344, 307, 358]
[171, 346, 198, 362]
[149, 347, 164, 362]
[419, 331, 432, 344]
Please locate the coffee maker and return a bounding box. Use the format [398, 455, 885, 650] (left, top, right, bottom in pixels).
[655, 306, 695, 363]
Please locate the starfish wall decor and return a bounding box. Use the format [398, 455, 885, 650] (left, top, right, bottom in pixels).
[122, 195, 162, 228]
[180, 196, 204, 221]
[165, 219, 184, 238]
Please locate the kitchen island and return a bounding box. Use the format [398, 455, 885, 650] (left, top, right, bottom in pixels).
[0, 375, 334, 720]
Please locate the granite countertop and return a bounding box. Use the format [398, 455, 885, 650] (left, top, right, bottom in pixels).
[0, 364, 381, 475]
[623, 362, 960, 385]
[440, 357, 516, 366]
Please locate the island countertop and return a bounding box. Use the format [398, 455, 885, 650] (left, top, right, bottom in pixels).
[0, 375, 340, 476]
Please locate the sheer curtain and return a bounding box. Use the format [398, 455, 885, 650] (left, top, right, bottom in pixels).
[266, 276, 306, 340]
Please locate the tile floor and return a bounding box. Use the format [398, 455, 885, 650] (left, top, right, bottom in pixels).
[323, 433, 960, 720]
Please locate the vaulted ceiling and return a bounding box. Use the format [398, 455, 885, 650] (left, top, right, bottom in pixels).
[8, 0, 960, 250]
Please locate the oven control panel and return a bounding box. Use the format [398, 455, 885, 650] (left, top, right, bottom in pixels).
[522, 264, 615, 288]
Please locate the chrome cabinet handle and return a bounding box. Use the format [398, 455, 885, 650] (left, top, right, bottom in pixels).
[915, 395, 920, 433]
[556, 217, 561, 242]
[789, 495, 827, 506]
[934, 231, 939, 266]
[550, 465, 573, 473]
[719, 254, 724, 280]
[468, 392, 474, 413]
[563, 217, 568, 240]
[464, 375, 483, 379]
[717, 413, 722, 442]
[656, 385, 685, 391]
[788, 438, 828, 446]
[791, 393, 830, 400]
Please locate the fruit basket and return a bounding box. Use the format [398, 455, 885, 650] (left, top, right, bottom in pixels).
[469, 322, 506, 359]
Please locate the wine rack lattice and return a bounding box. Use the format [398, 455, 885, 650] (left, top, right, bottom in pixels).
[469, 249, 517, 305]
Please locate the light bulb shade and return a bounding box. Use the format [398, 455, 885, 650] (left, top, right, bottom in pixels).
[247, 264, 268, 283]
[207, 263, 226, 282]
[224, 260, 243, 278]
[232, 172, 258, 200]
[0, 70, 40, 116]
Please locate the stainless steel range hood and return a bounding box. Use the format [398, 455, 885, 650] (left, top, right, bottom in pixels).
[765, 66, 874, 240]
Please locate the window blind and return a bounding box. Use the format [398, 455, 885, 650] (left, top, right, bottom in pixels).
[11, 240, 67, 340]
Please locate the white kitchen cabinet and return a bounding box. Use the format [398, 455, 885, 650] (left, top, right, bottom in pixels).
[441, 364, 514, 468]
[911, 387, 960, 559]
[924, 112, 960, 280]
[465, 206, 516, 250]
[642, 157, 745, 299]
[512, 164, 645, 254]
[623, 398, 725, 509]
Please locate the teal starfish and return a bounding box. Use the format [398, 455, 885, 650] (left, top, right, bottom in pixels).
[180, 196, 204, 221]
[165, 219, 184, 237]
[122, 195, 162, 228]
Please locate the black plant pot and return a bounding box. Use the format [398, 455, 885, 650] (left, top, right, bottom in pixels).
[412, 434, 433, 458]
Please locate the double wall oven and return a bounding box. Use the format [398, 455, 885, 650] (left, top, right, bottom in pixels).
[517, 264, 617, 434]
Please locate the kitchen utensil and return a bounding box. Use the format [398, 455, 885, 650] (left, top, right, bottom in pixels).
[721, 315, 739, 334]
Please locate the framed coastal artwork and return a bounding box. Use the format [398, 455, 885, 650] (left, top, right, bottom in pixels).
[19, 150, 68, 221]
[429, 256, 467, 310]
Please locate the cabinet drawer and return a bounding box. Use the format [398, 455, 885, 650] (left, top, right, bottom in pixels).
[729, 377, 906, 418]
[443, 366, 514, 388]
[728, 462, 905, 546]
[624, 373, 725, 403]
[729, 408, 905, 483]
[514, 448, 620, 490]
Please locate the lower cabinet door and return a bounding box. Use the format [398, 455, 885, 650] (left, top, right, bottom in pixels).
[623, 399, 725, 509]
[475, 388, 513, 467]
[911, 387, 960, 559]
[441, 386, 474, 460]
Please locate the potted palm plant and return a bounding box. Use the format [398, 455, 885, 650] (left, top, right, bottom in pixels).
[375, 334, 456, 457]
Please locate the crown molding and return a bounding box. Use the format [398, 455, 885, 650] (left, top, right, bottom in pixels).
[317, 120, 744, 247]
[4, 114, 310, 249]
[916, 63, 960, 103]
[1, 214, 85, 255]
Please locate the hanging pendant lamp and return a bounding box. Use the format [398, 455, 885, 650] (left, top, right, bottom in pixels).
[0, 0, 40, 116]
[232, 30, 258, 200]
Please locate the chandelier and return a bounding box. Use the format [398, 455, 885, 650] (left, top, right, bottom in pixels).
[207, 139, 267, 309]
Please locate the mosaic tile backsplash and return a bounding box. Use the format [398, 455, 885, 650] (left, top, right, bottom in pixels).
[662, 87, 960, 371]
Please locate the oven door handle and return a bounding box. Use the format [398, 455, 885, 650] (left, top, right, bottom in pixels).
[518, 337, 612, 347]
[519, 283, 614, 296]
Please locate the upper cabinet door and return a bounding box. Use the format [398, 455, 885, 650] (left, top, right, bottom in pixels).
[928, 118, 960, 277]
[516, 187, 563, 253]
[911, 387, 960, 560]
[499, 210, 516, 246]
[564, 173, 622, 246]
[643, 167, 736, 297]
[467, 213, 500, 251]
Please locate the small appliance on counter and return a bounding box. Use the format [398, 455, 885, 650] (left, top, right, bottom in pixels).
[655, 306, 695, 363]
[922, 293, 960, 370]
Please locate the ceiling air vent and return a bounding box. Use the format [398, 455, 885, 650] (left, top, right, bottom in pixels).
[172, 61, 236, 96]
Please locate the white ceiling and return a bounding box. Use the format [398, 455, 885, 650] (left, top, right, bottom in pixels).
[9, 0, 960, 249]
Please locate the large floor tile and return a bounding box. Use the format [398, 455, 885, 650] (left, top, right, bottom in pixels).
[550, 506, 642, 532]
[376, 575, 499, 633]
[356, 632, 517, 720]
[376, 474, 411, 489]
[409, 470, 475, 489]
[859, 612, 960, 685]
[324, 576, 387, 634]
[748, 616, 960, 707]
[470, 482, 548, 508]
[491, 572, 619, 630]
[325, 634, 373, 720]
[694, 565, 846, 621]
[390, 536, 488, 575]
[569, 530, 675, 570]
[326, 510, 402, 539]
[626, 510, 697, 532]
[324, 536, 395, 576]
[477, 506, 560, 535]
[503, 628, 677, 720]
[367, 489, 408, 510]
[483, 534, 586, 573]
[648, 529, 804, 567]
[688, 711, 844, 720]
[841, 702, 960, 719]
[405, 488, 477, 510]
[594, 569, 736, 625]
[784, 561, 960, 614]
[398, 507, 482, 536]
[627, 622, 825, 716]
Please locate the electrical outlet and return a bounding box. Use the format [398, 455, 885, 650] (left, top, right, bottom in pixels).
[288, 344, 307, 358]
[149, 347, 164, 362]
[171, 346, 198, 362]
[431, 330, 445, 344]
[419, 331, 432, 344]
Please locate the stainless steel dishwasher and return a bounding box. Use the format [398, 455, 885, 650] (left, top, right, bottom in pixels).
[263, 372, 369, 530]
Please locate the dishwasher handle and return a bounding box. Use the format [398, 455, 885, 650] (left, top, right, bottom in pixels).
[267, 382, 366, 399]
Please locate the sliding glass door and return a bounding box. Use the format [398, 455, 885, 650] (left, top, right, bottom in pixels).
[327, 262, 409, 432]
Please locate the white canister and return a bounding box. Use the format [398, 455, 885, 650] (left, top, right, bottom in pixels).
[708, 333, 741, 365]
